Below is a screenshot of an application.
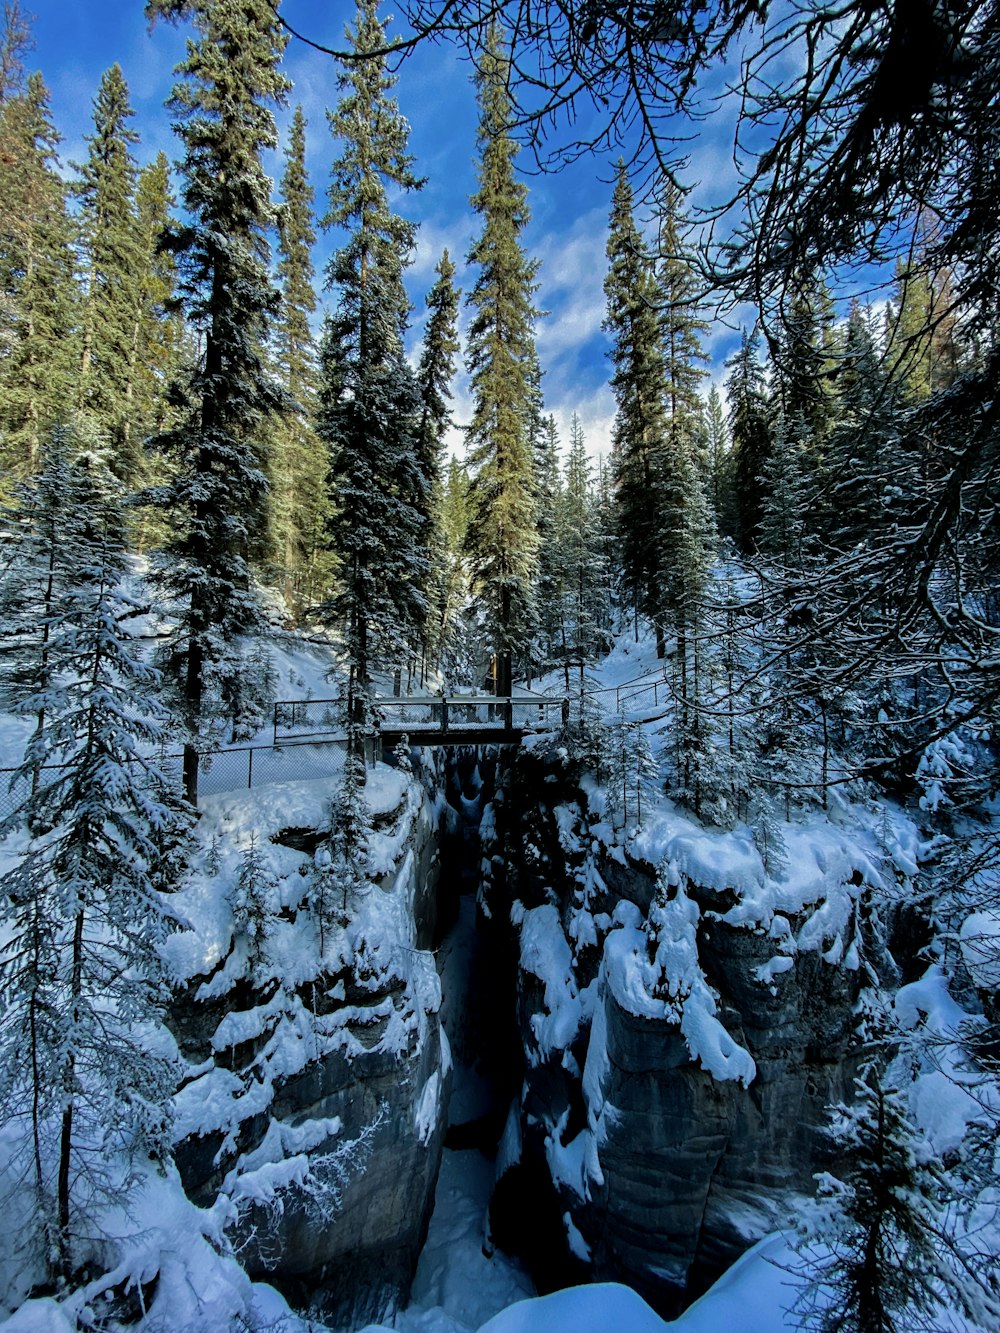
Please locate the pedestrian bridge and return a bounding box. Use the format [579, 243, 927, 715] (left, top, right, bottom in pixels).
[272, 694, 571, 751]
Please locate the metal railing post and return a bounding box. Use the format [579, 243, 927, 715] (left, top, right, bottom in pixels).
[441, 697, 449, 734]
[504, 697, 514, 731]
[247, 746, 253, 790]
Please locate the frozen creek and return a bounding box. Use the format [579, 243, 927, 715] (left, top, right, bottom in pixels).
[371, 895, 536, 1333]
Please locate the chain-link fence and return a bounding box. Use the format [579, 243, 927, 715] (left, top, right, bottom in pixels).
[196, 738, 352, 798]
[0, 736, 368, 828]
[0, 750, 186, 828]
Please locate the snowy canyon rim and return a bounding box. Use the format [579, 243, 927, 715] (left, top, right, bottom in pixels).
[166, 739, 889, 1328]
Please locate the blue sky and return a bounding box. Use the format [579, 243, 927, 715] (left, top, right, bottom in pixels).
[26, 0, 743, 462]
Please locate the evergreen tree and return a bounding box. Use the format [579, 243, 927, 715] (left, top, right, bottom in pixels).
[146, 0, 289, 800]
[232, 832, 274, 975]
[319, 0, 427, 724]
[0, 424, 192, 1284]
[602, 717, 659, 832]
[463, 22, 541, 698]
[703, 383, 731, 532]
[652, 188, 714, 803]
[331, 750, 371, 918]
[887, 222, 963, 407]
[562, 413, 611, 685]
[272, 104, 333, 612]
[415, 249, 461, 676]
[827, 302, 895, 550]
[793, 1062, 990, 1333]
[134, 152, 184, 434]
[0, 0, 30, 102]
[432, 456, 472, 681]
[416, 249, 461, 513]
[0, 71, 78, 490]
[654, 186, 712, 605]
[769, 275, 835, 541]
[757, 412, 811, 569]
[604, 159, 669, 648]
[887, 258, 934, 404]
[725, 327, 772, 553]
[594, 454, 622, 633]
[74, 64, 146, 486]
[130, 151, 189, 550]
[533, 414, 566, 678]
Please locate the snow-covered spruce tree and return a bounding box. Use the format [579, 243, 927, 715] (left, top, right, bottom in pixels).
[73, 63, 146, 488]
[533, 414, 566, 681]
[271, 104, 334, 613]
[601, 716, 659, 833]
[463, 22, 541, 698]
[0, 428, 192, 1289]
[232, 831, 274, 976]
[318, 747, 372, 947]
[0, 428, 92, 801]
[792, 1060, 998, 1333]
[703, 383, 733, 537]
[129, 150, 190, 553]
[145, 0, 289, 801]
[319, 0, 427, 728]
[825, 302, 897, 554]
[562, 413, 612, 688]
[692, 574, 755, 828]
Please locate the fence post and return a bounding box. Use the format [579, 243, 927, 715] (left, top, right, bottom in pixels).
[247, 747, 253, 790]
[182, 742, 199, 807]
[561, 697, 570, 728]
[441, 697, 449, 734]
[504, 697, 514, 731]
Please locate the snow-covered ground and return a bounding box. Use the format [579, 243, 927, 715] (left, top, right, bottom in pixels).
[3, 606, 998, 1331]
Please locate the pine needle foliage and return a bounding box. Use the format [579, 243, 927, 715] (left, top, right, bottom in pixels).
[145, 0, 290, 796]
[463, 22, 541, 697]
[0, 423, 192, 1286]
[0, 71, 78, 489]
[73, 63, 146, 487]
[319, 0, 428, 718]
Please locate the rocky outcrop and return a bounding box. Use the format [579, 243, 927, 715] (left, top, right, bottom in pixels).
[482, 747, 874, 1316]
[168, 766, 451, 1330]
[250, 996, 451, 1328]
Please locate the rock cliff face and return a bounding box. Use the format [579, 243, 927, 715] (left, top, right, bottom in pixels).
[483, 747, 876, 1316]
[169, 766, 451, 1330]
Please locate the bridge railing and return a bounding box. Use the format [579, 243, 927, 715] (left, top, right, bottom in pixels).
[273, 697, 346, 744]
[376, 694, 568, 734]
[274, 694, 569, 743]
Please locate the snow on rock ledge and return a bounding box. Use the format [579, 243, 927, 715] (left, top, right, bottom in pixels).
[482, 747, 879, 1318]
[168, 764, 451, 1330]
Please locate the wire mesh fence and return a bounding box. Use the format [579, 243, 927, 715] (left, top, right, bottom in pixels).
[0, 750, 187, 828]
[0, 737, 364, 827]
[196, 738, 351, 798]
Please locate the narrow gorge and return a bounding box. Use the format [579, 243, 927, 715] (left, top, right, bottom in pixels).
[163, 737, 915, 1329]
